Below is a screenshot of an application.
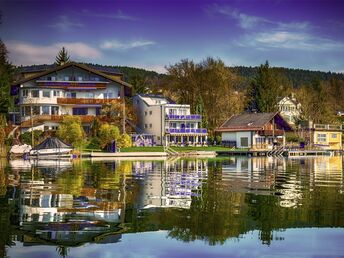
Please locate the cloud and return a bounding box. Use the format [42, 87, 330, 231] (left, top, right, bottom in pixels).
[100, 39, 156, 50]
[48, 15, 84, 30]
[206, 4, 270, 29]
[237, 31, 344, 51]
[82, 9, 138, 21]
[6, 41, 102, 65]
[206, 4, 310, 31]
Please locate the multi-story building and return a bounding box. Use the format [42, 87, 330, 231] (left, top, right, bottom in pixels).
[297, 122, 343, 150]
[277, 94, 302, 126]
[11, 62, 132, 133]
[133, 94, 208, 146]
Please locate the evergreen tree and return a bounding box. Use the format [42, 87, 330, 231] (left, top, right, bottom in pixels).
[195, 95, 208, 129]
[248, 61, 283, 112]
[0, 40, 14, 114]
[55, 47, 70, 66]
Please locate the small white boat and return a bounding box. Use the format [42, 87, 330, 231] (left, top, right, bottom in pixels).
[9, 144, 32, 158]
[29, 137, 73, 156]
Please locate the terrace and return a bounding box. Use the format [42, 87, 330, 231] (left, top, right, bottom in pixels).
[166, 128, 207, 134]
[166, 114, 202, 120]
[57, 98, 120, 105]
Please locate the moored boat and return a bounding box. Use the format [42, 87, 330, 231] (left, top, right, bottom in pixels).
[29, 137, 73, 156]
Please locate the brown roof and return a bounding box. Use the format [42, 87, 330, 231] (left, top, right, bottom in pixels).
[216, 112, 292, 132]
[12, 61, 132, 88]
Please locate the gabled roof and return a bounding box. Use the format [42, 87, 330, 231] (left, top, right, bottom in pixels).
[13, 62, 131, 88]
[216, 112, 292, 132]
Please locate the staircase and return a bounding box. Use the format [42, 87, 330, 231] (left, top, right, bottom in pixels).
[164, 145, 179, 156]
[267, 146, 285, 157]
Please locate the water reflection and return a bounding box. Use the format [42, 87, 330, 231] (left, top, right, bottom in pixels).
[0, 156, 343, 257]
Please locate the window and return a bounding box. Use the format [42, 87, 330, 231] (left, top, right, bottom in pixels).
[51, 106, 59, 115]
[73, 108, 88, 115]
[53, 90, 60, 97]
[42, 106, 50, 115]
[86, 92, 94, 98]
[144, 124, 148, 129]
[31, 90, 39, 98]
[22, 89, 28, 97]
[240, 137, 249, 147]
[145, 111, 147, 116]
[77, 76, 83, 81]
[44, 126, 49, 131]
[104, 92, 113, 99]
[317, 133, 327, 142]
[149, 111, 152, 115]
[43, 90, 50, 98]
[64, 76, 69, 81]
[331, 133, 337, 138]
[66, 92, 76, 98]
[149, 124, 152, 128]
[32, 106, 40, 115]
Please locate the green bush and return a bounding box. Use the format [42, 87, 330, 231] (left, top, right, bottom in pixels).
[20, 130, 43, 146]
[86, 137, 101, 150]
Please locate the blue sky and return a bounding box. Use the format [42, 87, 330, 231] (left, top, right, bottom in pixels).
[1, 0, 344, 73]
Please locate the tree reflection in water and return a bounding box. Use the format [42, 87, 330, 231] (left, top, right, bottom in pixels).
[0, 156, 343, 256]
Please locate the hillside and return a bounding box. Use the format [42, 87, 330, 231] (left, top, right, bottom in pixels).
[230, 66, 344, 87]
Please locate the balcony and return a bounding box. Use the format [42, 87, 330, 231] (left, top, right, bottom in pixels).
[36, 80, 108, 89]
[257, 129, 284, 136]
[57, 98, 120, 105]
[314, 124, 342, 131]
[166, 114, 201, 120]
[166, 128, 207, 134]
[20, 115, 95, 127]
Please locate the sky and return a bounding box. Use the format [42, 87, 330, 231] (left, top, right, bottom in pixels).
[1, 0, 344, 73]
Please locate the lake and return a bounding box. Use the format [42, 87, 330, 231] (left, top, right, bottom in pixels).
[0, 156, 343, 258]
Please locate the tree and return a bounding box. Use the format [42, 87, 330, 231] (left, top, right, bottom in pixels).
[0, 40, 14, 114]
[98, 123, 120, 149]
[248, 61, 285, 112]
[117, 133, 132, 148]
[194, 95, 208, 129]
[166, 57, 244, 134]
[56, 116, 84, 147]
[55, 47, 70, 66]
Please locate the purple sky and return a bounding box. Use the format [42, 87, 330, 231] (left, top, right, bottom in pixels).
[1, 0, 344, 73]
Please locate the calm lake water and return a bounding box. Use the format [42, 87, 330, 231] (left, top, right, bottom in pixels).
[0, 156, 343, 258]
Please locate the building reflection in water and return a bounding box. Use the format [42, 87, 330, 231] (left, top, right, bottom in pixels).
[1, 156, 343, 255]
[132, 159, 208, 209]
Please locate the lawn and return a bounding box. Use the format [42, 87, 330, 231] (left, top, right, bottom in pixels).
[120, 146, 236, 152]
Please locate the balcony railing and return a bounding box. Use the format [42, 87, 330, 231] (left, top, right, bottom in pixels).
[20, 115, 95, 127]
[257, 129, 284, 136]
[166, 114, 202, 120]
[166, 128, 207, 134]
[57, 98, 120, 105]
[314, 124, 342, 130]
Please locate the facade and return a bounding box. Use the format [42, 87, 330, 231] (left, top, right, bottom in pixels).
[133, 94, 207, 146]
[277, 95, 302, 125]
[216, 112, 292, 149]
[297, 122, 343, 150]
[11, 62, 132, 133]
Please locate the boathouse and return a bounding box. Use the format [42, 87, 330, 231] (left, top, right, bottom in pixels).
[216, 112, 292, 149]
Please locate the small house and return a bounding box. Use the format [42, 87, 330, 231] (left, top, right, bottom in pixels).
[216, 112, 292, 149]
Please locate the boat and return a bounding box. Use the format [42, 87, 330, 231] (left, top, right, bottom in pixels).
[9, 144, 32, 158]
[30, 137, 73, 156]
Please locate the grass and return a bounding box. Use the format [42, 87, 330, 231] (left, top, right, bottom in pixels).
[119, 146, 243, 153]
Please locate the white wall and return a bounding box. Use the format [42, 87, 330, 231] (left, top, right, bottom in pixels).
[221, 131, 252, 148]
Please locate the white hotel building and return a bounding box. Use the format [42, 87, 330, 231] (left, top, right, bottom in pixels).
[133, 94, 208, 146]
[11, 62, 131, 133]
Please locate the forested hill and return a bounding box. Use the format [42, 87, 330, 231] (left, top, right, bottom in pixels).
[17, 63, 344, 89]
[230, 66, 344, 87]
